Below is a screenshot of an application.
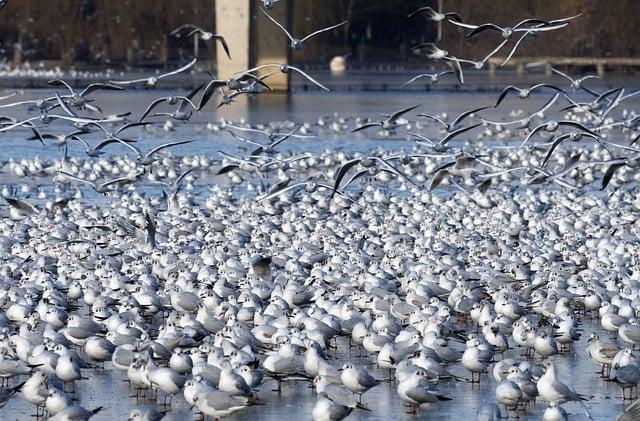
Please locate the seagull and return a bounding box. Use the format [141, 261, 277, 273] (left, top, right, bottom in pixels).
[257, 181, 350, 202]
[109, 58, 197, 88]
[498, 14, 583, 66]
[228, 124, 301, 155]
[407, 6, 463, 23]
[401, 69, 454, 88]
[114, 139, 197, 165]
[139, 95, 199, 122]
[197, 72, 273, 110]
[58, 170, 145, 194]
[537, 362, 589, 404]
[259, 7, 348, 51]
[419, 105, 489, 132]
[520, 120, 601, 149]
[410, 123, 483, 151]
[451, 18, 565, 39]
[48, 405, 103, 421]
[409, 44, 465, 82]
[340, 363, 381, 402]
[482, 92, 561, 128]
[352, 104, 421, 133]
[331, 155, 418, 197]
[3, 196, 39, 216]
[312, 392, 354, 421]
[552, 67, 601, 95]
[494, 84, 566, 107]
[47, 80, 123, 111]
[70, 132, 140, 158]
[147, 83, 203, 122]
[240, 63, 330, 91]
[191, 390, 249, 418]
[183, 27, 231, 59]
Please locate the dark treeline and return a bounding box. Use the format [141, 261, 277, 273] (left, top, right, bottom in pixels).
[0, 0, 636, 68]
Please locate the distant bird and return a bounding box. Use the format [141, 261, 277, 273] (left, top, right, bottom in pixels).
[115, 139, 197, 165]
[47, 80, 123, 112]
[451, 18, 565, 39]
[494, 84, 566, 107]
[419, 105, 489, 132]
[182, 27, 231, 59]
[109, 58, 197, 88]
[58, 170, 144, 194]
[552, 67, 601, 95]
[139, 95, 198, 122]
[353, 104, 421, 133]
[240, 64, 330, 91]
[259, 7, 348, 51]
[407, 6, 462, 23]
[402, 70, 454, 88]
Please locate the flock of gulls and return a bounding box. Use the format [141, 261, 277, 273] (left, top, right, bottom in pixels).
[1, 1, 640, 420]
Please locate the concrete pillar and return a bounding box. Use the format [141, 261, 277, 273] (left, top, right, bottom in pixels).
[215, 0, 289, 91]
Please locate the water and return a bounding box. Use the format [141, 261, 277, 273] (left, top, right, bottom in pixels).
[1, 78, 639, 420]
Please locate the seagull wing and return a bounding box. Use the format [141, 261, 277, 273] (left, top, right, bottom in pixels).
[178, 83, 205, 114]
[407, 6, 437, 19]
[513, 18, 550, 29]
[48, 79, 74, 95]
[494, 86, 520, 107]
[301, 20, 349, 43]
[79, 83, 124, 97]
[270, 125, 300, 148]
[115, 121, 151, 135]
[139, 97, 172, 122]
[173, 168, 196, 192]
[157, 57, 197, 80]
[519, 123, 546, 148]
[408, 131, 436, 146]
[54, 92, 78, 117]
[452, 105, 490, 128]
[257, 182, 307, 202]
[466, 23, 504, 38]
[429, 169, 450, 191]
[389, 104, 421, 122]
[418, 114, 448, 129]
[373, 157, 418, 187]
[499, 31, 533, 66]
[352, 122, 380, 132]
[58, 171, 96, 188]
[440, 122, 482, 146]
[551, 67, 575, 84]
[259, 6, 294, 42]
[601, 162, 627, 190]
[198, 80, 226, 110]
[288, 66, 330, 91]
[331, 158, 361, 197]
[3, 196, 38, 214]
[213, 35, 232, 59]
[146, 139, 196, 159]
[541, 134, 571, 167]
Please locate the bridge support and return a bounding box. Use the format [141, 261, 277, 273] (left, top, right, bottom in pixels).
[214, 0, 290, 91]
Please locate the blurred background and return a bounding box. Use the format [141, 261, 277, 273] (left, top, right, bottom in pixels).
[0, 0, 637, 70]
